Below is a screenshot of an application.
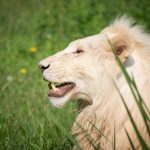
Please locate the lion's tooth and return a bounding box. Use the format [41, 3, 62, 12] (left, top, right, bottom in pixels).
[51, 83, 57, 91]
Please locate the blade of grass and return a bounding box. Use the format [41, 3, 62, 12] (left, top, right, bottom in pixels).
[142, 100, 150, 117]
[112, 123, 116, 150]
[131, 76, 150, 119]
[124, 127, 136, 150]
[131, 77, 150, 136]
[75, 121, 99, 150]
[88, 120, 112, 144]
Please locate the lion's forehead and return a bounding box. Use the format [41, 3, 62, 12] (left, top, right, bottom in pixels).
[67, 34, 102, 50]
[67, 33, 116, 53]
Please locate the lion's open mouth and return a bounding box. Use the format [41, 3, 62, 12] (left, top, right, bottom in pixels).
[48, 82, 75, 97]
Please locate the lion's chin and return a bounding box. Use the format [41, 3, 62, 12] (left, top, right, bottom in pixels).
[48, 96, 70, 108]
[48, 91, 93, 109]
[48, 88, 76, 108]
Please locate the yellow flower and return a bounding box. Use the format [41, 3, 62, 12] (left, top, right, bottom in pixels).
[19, 68, 27, 74]
[30, 47, 37, 53]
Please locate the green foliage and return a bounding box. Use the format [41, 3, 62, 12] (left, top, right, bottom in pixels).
[0, 0, 150, 149]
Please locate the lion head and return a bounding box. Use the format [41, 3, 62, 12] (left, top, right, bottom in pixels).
[39, 16, 150, 149]
[39, 16, 148, 108]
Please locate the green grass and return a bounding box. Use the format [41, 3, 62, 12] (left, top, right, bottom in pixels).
[0, 0, 150, 149]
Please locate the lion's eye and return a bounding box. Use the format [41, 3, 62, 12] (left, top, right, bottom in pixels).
[73, 49, 84, 54]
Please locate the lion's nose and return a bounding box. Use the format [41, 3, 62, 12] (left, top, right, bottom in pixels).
[39, 61, 50, 73]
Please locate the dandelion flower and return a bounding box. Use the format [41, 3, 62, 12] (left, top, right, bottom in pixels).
[19, 68, 27, 74]
[30, 47, 37, 53]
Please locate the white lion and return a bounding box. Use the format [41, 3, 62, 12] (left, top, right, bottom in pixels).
[39, 16, 150, 149]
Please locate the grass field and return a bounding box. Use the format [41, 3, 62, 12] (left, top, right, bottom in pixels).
[0, 0, 150, 149]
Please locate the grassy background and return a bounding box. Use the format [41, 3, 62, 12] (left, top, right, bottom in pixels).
[0, 0, 150, 149]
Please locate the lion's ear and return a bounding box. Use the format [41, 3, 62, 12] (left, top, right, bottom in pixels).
[110, 33, 134, 63]
[101, 16, 136, 63]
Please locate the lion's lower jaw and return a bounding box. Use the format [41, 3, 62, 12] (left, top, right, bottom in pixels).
[48, 88, 77, 108]
[48, 96, 70, 108]
[48, 90, 93, 108]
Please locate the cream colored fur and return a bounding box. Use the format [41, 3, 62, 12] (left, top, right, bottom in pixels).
[39, 16, 150, 149]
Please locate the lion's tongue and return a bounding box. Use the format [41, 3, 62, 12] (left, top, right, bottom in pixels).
[48, 84, 74, 97]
